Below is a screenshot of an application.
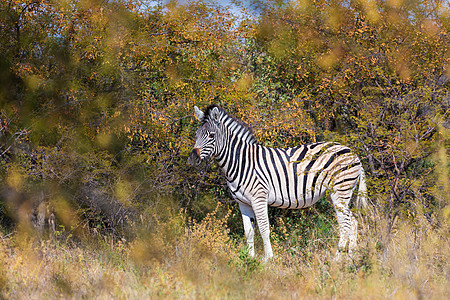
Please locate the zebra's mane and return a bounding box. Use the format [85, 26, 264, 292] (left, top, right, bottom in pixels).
[203, 105, 258, 144]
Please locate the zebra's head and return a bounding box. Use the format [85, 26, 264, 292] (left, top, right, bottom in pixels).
[188, 105, 223, 166]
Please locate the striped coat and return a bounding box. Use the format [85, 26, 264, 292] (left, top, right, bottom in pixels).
[188, 105, 367, 260]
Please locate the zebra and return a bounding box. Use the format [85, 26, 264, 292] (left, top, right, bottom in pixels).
[188, 105, 368, 261]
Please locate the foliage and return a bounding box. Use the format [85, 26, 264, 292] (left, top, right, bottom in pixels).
[239, 0, 449, 235]
[0, 0, 246, 233]
[0, 0, 449, 297]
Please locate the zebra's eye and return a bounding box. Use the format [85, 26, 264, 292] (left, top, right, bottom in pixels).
[208, 132, 216, 138]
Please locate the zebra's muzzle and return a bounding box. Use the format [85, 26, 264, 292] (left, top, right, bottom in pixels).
[187, 148, 202, 166]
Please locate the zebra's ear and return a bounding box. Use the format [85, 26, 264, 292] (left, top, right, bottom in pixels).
[194, 106, 204, 121]
[210, 107, 220, 123]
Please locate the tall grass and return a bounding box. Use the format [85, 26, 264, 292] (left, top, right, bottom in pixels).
[0, 202, 448, 299]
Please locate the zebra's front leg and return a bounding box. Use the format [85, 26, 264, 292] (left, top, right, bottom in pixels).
[238, 202, 256, 258]
[252, 201, 273, 262]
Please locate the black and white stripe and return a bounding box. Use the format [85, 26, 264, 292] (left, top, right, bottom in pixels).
[188, 105, 368, 260]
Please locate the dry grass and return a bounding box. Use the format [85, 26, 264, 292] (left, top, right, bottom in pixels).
[0, 205, 449, 299]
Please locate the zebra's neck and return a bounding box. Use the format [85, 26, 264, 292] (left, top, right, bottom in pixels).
[216, 115, 258, 179]
[221, 113, 257, 145]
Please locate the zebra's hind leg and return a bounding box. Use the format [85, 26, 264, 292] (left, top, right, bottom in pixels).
[331, 193, 358, 260]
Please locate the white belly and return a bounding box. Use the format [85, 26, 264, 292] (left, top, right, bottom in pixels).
[268, 188, 324, 209]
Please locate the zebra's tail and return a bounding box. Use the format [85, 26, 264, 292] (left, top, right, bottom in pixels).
[356, 169, 368, 209]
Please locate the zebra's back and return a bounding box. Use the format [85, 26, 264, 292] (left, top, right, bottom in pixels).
[256, 142, 362, 209]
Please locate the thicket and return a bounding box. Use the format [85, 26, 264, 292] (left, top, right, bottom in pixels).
[0, 0, 450, 298]
[0, 1, 448, 295]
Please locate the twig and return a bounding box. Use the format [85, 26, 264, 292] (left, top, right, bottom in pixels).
[0, 232, 14, 241]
